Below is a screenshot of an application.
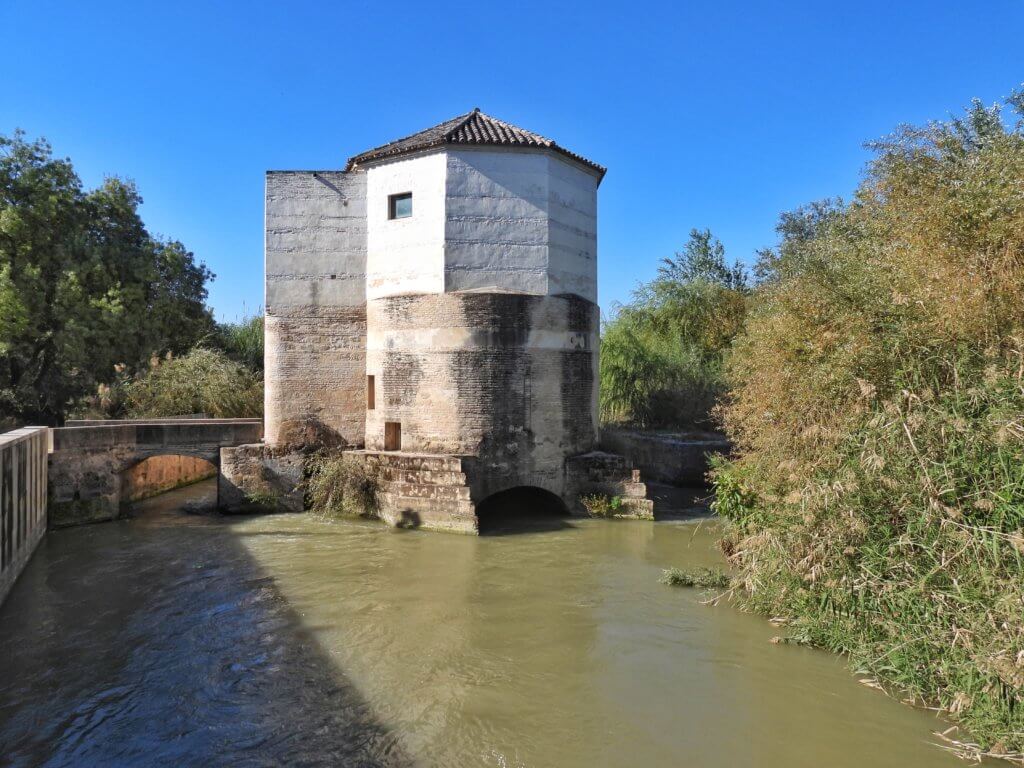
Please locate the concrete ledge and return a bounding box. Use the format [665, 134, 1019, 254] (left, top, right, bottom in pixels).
[599, 428, 730, 487]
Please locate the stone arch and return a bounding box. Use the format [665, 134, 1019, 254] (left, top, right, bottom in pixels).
[475, 485, 570, 535]
[118, 451, 219, 508]
[118, 445, 221, 474]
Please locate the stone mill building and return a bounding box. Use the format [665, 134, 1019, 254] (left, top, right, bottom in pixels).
[225, 109, 652, 532]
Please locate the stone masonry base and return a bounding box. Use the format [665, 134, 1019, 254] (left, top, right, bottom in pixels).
[218, 443, 654, 531]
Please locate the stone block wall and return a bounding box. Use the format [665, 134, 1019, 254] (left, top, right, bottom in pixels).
[265, 170, 368, 447]
[218, 443, 306, 513]
[0, 427, 48, 606]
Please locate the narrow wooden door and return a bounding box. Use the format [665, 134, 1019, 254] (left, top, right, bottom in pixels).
[384, 421, 401, 451]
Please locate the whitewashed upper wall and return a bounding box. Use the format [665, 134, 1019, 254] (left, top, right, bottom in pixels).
[444, 149, 550, 295]
[265, 171, 367, 312]
[443, 148, 598, 301]
[362, 147, 599, 302]
[546, 156, 598, 301]
[366, 152, 447, 299]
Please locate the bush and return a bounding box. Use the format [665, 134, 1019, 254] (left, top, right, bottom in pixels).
[579, 493, 624, 518]
[714, 94, 1024, 757]
[120, 347, 263, 418]
[306, 452, 380, 518]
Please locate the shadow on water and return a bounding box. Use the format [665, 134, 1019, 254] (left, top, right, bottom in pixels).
[0, 480, 411, 768]
[647, 482, 715, 521]
[476, 486, 576, 536]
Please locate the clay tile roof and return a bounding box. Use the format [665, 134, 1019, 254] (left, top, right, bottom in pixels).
[344, 108, 606, 179]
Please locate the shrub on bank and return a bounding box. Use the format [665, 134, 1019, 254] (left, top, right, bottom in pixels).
[116, 348, 263, 418]
[660, 567, 729, 589]
[713, 94, 1024, 757]
[580, 493, 623, 517]
[306, 452, 381, 518]
[212, 312, 264, 372]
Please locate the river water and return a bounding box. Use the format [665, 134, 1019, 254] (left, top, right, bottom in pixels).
[0, 480, 960, 767]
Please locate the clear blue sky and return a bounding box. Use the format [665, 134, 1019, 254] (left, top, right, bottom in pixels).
[2, 1, 1021, 321]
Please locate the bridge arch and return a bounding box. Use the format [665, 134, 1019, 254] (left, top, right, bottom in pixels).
[48, 418, 263, 526]
[475, 485, 570, 535]
[119, 453, 218, 506]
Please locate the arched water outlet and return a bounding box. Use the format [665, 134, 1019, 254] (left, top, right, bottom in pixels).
[475, 486, 571, 535]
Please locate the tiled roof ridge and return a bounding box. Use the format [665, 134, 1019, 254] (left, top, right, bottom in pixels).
[443, 107, 482, 142]
[344, 109, 605, 178]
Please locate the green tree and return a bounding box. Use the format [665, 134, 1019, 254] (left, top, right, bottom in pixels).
[0, 131, 214, 424]
[600, 229, 749, 428]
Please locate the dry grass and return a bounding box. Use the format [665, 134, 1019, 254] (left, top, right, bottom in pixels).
[713, 94, 1024, 757]
[660, 567, 730, 589]
[580, 493, 624, 518]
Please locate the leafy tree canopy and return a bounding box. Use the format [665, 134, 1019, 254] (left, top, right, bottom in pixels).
[0, 130, 215, 424]
[601, 229, 749, 429]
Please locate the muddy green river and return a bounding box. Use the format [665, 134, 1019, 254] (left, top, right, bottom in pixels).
[0, 480, 960, 767]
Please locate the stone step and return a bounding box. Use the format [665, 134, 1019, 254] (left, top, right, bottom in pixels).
[379, 481, 471, 501]
[360, 452, 463, 473]
[378, 468, 467, 486]
[621, 481, 648, 498]
[378, 492, 475, 511]
[377, 492, 477, 528]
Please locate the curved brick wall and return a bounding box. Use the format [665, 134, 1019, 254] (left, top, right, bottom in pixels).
[365, 292, 599, 499]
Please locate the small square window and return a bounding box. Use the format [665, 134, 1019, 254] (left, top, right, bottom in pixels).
[388, 192, 412, 220]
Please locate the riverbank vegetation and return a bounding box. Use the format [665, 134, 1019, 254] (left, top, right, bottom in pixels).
[599, 229, 748, 429]
[0, 130, 264, 425]
[107, 348, 263, 418]
[79, 312, 266, 420]
[713, 94, 1024, 757]
[660, 566, 729, 589]
[306, 452, 381, 518]
[579, 493, 624, 517]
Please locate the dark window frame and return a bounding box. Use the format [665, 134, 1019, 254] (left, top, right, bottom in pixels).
[388, 192, 413, 220]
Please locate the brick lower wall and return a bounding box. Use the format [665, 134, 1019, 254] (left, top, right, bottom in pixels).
[366, 292, 599, 500]
[264, 306, 367, 447]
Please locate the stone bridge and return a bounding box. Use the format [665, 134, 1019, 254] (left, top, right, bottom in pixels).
[49, 418, 263, 527]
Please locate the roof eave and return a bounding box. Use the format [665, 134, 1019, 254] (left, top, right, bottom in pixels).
[347, 142, 606, 182]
